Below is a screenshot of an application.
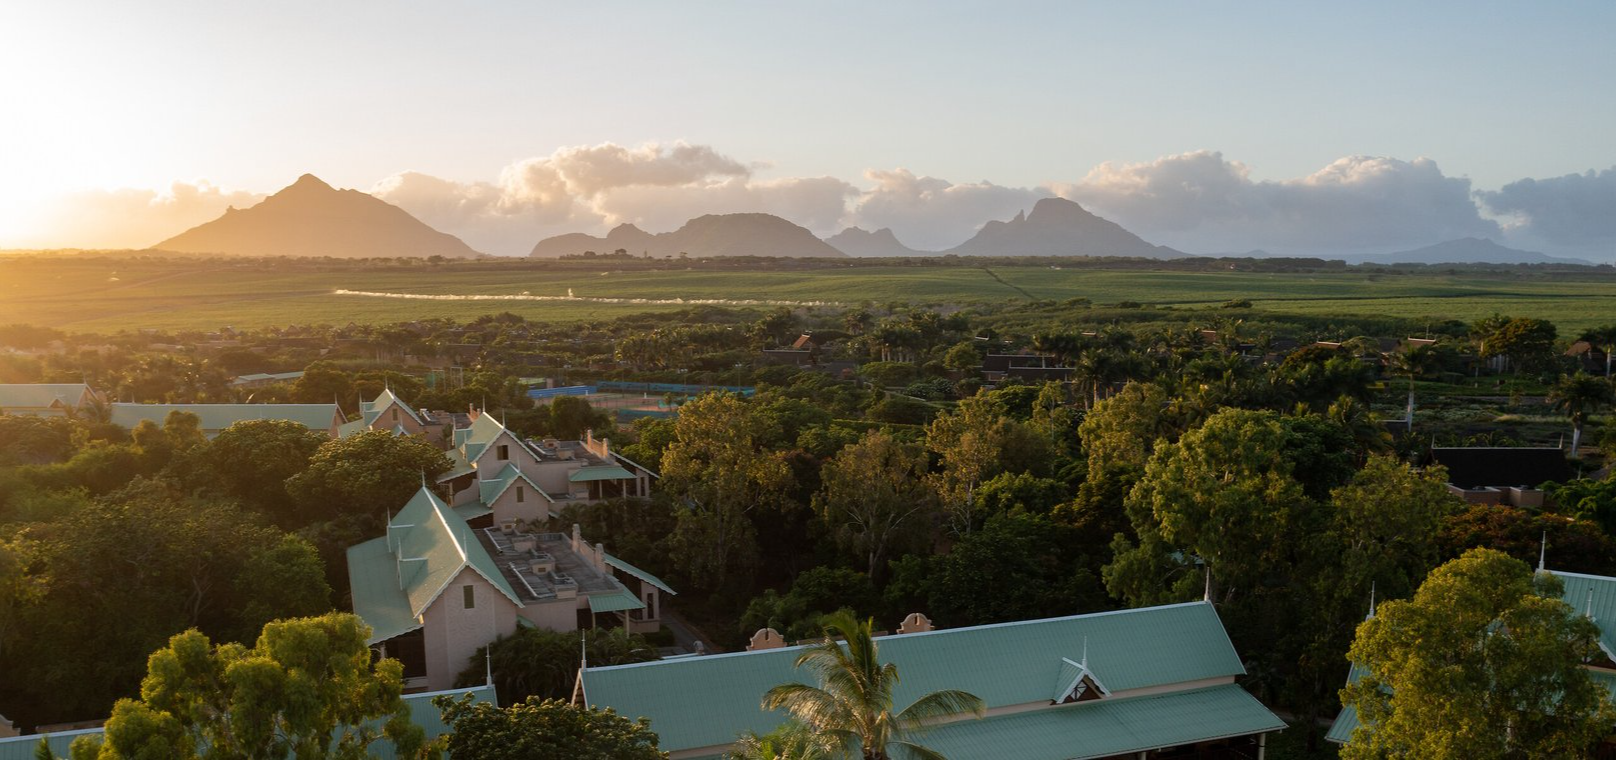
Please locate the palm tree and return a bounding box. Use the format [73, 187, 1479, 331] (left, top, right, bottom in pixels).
[1547, 372, 1613, 458]
[762, 613, 984, 760]
[1389, 342, 1441, 429]
[728, 721, 840, 760]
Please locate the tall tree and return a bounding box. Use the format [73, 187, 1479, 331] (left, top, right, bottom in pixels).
[762, 612, 984, 760]
[814, 431, 937, 578]
[1342, 549, 1612, 757]
[434, 695, 666, 760]
[89, 613, 423, 760]
[924, 391, 1008, 536]
[1546, 371, 1613, 457]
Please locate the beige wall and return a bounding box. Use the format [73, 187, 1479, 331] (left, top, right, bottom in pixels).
[489, 480, 551, 525]
[421, 567, 518, 691]
[475, 431, 542, 472]
[518, 598, 583, 632]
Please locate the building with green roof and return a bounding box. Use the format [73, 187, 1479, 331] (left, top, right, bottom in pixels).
[0, 685, 494, 760]
[347, 486, 673, 692]
[580, 601, 1283, 759]
[0, 383, 99, 417]
[109, 402, 345, 438]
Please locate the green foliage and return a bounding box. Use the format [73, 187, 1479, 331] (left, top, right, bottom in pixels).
[198, 419, 327, 517]
[1342, 549, 1612, 757]
[0, 415, 83, 466]
[761, 612, 984, 760]
[858, 361, 918, 387]
[898, 514, 1105, 628]
[865, 395, 935, 425]
[456, 626, 656, 705]
[1475, 316, 1559, 373]
[740, 568, 880, 642]
[813, 430, 936, 576]
[286, 430, 450, 525]
[96, 613, 422, 760]
[1438, 503, 1613, 576]
[434, 695, 666, 760]
[617, 416, 675, 473]
[1540, 477, 1615, 535]
[975, 471, 1068, 517]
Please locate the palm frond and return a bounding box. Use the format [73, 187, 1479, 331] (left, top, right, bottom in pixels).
[889, 739, 951, 760]
[894, 689, 986, 733]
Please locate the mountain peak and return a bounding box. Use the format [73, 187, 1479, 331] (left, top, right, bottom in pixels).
[531, 212, 845, 259]
[946, 197, 1180, 259]
[824, 226, 927, 257]
[287, 173, 334, 192]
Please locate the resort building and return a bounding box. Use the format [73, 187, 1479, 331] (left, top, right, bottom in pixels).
[580, 601, 1285, 760]
[0, 384, 100, 417]
[339, 387, 454, 446]
[347, 486, 672, 692]
[438, 410, 655, 522]
[1429, 446, 1573, 506]
[1327, 562, 1615, 746]
[108, 402, 346, 439]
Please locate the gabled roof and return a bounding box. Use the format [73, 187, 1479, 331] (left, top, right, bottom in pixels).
[0, 685, 496, 760]
[568, 465, 636, 482]
[110, 403, 341, 434]
[1325, 662, 1369, 744]
[0, 383, 93, 409]
[456, 413, 519, 463]
[478, 462, 554, 506]
[1429, 447, 1573, 490]
[1054, 657, 1110, 703]
[348, 487, 524, 644]
[361, 388, 425, 427]
[582, 601, 1246, 752]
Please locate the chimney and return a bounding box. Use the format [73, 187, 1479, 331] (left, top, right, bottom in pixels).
[747, 628, 786, 651]
[898, 612, 933, 634]
[571, 523, 582, 553]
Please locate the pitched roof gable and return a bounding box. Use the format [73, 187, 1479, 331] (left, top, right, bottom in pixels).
[362, 388, 425, 427]
[478, 462, 554, 506]
[1551, 569, 1615, 658]
[387, 487, 523, 618]
[0, 383, 93, 409]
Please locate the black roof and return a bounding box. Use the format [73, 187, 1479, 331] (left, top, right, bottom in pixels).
[1430, 447, 1573, 490]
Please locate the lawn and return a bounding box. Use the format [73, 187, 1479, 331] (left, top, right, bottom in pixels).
[0, 256, 1609, 334]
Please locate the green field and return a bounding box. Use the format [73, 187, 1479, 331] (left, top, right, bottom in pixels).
[1, 257, 1610, 334]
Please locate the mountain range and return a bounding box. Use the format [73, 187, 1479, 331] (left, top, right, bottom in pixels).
[154, 174, 481, 259]
[528, 213, 846, 258]
[149, 176, 1601, 266]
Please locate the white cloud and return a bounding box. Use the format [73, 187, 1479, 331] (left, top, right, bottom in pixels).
[1476, 168, 1614, 261]
[844, 169, 1047, 251]
[1053, 151, 1500, 256]
[7, 181, 266, 249]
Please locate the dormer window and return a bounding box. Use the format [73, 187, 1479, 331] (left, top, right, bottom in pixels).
[1053, 656, 1110, 705]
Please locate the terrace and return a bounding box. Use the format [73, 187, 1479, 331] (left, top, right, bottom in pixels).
[476, 526, 618, 601]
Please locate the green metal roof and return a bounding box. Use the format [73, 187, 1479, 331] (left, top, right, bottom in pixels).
[0, 383, 92, 410]
[604, 553, 676, 595]
[109, 403, 341, 436]
[582, 601, 1247, 752]
[587, 589, 647, 614]
[1325, 662, 1369, 744]
[348, 487, 524, 644]
[568, 465, 636, 482]
[0, 685, 496, 760]
[455, 413, 510, 463]
[361, 388, 425, 427]
[453, 503, 493, 522]
[916, 684, 1284, 760]
[1551, 570, 1615, 658]
[478, 463, 553, 505]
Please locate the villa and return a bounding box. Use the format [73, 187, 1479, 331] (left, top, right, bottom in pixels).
[347, 486, 672, 692]
[580, 600, 1285, 760]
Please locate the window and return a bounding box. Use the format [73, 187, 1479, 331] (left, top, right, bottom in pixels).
[497, 444, 509, 461]
[515, 486, 525, 503]
[462, 585, 475, 609]
[391, 408, 399, 422]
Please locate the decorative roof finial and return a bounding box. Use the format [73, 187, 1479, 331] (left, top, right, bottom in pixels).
[580, 631, 588, 670]
[1203, 565, 1212, 604]
[1538, 531, 1548, 572]
[1367, 582, 1376, 620]
[1080, 636, 1089, 670]
[485, 646, 493, 686]
[1586, 587, 1596, 619]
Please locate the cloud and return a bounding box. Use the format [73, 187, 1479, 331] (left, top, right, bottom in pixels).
[372, 142, 847, 253]
[1476, 168, 1614, 260]
[1053, 151, 1501, 256]
[846, 169, 1047, 250]
[8, 181, 266, 249]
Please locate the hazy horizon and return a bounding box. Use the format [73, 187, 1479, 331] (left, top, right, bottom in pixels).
[1, 2, 1612, 260]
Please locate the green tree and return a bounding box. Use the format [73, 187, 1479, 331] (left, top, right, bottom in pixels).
[1546, 371, 1613, 457]
[762, 612, 984, 760]
[924, 391, 1009, 536]
[434, 695, 666, 760]
[940, 342, 981, 373]
[94, 613, 423, 760]
[1342, 549, 1613, 757]
[660, 394, 791, 591]
[200, 419, 327, 516]
[290, 364, 355, 407]
[1476, 317, 1558, 374]
[455, 626, 655, 705]
[902, 514, 1102, 628]
[286, 430, 450, 526]
[727, 721, 837, 760]
[814, 431, 936, 577]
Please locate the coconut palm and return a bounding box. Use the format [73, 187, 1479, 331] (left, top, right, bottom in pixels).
[762, 612, 984, 760]
[728, 721, 840, 760]
[1547, 372, 1614, 458]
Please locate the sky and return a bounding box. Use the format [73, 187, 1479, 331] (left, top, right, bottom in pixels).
[0, 1, 1612, 260]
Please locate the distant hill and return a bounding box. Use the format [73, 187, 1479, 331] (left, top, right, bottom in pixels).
[154, 174, 481, 259]
[528, 213, 846, 258]
[946, 197, 1182, 258]
[1346, 237, 1590, 265]
[824, 227, 929, 257]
